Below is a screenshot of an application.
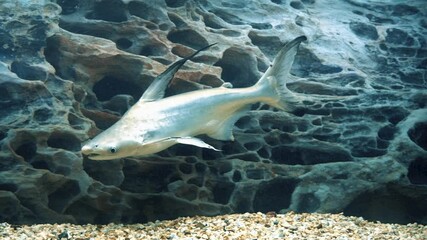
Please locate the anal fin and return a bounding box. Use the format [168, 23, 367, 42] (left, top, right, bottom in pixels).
[207, 106, 249, 141]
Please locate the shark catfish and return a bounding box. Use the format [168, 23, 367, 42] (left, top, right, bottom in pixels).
[81, 36, 307, 160]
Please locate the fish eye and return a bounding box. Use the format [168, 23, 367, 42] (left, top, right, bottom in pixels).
[110, 147, 117, 153]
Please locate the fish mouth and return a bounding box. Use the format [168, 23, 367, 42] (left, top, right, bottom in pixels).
[82, 152, 102, 159]
[81, 146, 101, 159]
[86, 153, 119, 160]
[87, 153, 101, 157]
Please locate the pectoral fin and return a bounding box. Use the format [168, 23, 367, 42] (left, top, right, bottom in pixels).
[168, 137, 221, 151]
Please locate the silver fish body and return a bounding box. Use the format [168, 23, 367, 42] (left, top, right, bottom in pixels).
[81, 36, 307, 160]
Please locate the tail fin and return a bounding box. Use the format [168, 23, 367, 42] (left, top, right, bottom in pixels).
[255, 36, 306, 111]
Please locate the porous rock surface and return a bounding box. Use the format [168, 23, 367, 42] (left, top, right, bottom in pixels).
[0, 0, 426, 224]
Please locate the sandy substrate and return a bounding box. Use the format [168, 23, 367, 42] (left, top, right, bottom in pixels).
[1, 212, 426, 240]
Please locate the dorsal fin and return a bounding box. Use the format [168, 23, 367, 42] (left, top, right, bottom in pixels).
[139, 43, 216, 102]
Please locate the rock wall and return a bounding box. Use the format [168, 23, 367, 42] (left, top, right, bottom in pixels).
[0, 0, 426, 224]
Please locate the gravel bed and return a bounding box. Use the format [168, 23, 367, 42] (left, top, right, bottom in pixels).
[1, 212, 425, 240]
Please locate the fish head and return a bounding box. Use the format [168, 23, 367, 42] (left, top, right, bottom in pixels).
[81, 128, 144, 160]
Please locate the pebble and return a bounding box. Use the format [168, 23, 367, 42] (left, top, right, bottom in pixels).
[0, 212, 426, 240]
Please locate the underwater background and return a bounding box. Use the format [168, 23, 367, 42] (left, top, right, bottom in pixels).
[0, 0, 426, 225]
